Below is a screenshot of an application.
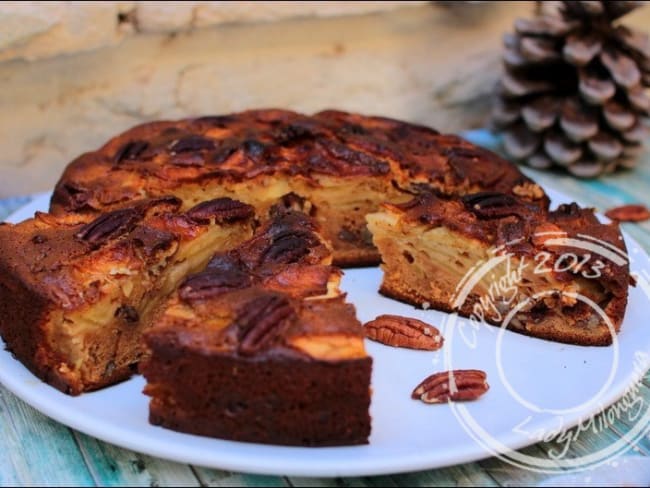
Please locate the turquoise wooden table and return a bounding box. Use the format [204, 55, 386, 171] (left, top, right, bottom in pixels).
[2, 132, 650, 486]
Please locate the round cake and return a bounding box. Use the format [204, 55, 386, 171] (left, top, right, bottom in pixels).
[0, 109, 630, 447]
[50, 109, 548, 266]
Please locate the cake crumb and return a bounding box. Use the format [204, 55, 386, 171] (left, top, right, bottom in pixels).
[422, 301, 431, 310]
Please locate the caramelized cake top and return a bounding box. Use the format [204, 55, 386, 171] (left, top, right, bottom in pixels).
[146, 209, 366, 361]
[51, 109, 547, 214]
[0, 196, 255, 311]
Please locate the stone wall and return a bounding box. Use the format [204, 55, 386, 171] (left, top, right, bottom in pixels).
[1, 2, 649, 198]
[0, 2, 427, 62]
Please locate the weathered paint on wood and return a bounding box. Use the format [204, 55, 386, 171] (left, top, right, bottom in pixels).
[388, 463, 499, 487]
[0, 388, 94, 486]
[603, 381, 650, 456]
[192, 466, 290, 487]
[73, 432, 201, 487]
[478, 444, 566, 487]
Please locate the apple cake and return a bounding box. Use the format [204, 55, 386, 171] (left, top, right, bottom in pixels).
[0, 196, 255, 394]
[50, 109, 548, 267]
[140, 209, 372, 446]
[0, 107, 631, 443]
[366, 190, 630, 346]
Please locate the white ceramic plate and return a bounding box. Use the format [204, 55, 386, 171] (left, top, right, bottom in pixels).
[1, 189, 649, 477]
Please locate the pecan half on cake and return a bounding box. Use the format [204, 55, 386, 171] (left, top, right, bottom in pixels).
[366, 190, 630, 346]
[50, 109, 547, 267]
[0, 197, 255, 394]
[141, 210, 372, 446]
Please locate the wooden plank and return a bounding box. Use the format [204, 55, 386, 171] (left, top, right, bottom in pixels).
[73, 431, 201, 487]
[291, 462, 498, 487]
[602, 379, 650, 456]
[342, 475, 400, 487]
[0, 386, 95, 486]
[609, 425, 650, 457]
[479, 444, 566, 486]
[529, 395, 650, 471]
[285, 476, 347, 487]
[314, 475, 398, 487]
[192, 466, 289, 487]
[389, 463, 498, 487]
[0, 389, 21, 487]
[535, 421, 623, 461]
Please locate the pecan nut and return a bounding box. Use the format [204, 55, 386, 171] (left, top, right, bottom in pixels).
[146, 196, 183, 213]
[131, 226, 177, 257]
[318, 138, 390, 174]
[260, 232, 314, 265]
[170, 152, 206, 167]
[195, 115, 235, 127]
[75, 207, 141, 246]
[113, 140, 149, 164]
[185, 198, 254, 224]
[364, 314, 443, 351]
[605, 204, 650, 222]
[179, 269, 251, 302]
[169, 135, 215, 153]
[210, 144, 238, 165]
[242, 139, 267, 159]
[412, 370, 489, 404]
[206, 252, 245, 272]
[461, 192, 521, 219]
[51, 183, 92, 212]
[234, 294, 295, 356]
[249, 214, 324, 266]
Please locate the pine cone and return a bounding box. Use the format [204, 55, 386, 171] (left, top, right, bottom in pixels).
[492, 1, 650, 177]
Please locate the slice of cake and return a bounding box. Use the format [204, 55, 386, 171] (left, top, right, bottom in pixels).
[0, 197, 255, 394]
[141, 210, 372, 446]
[366, 190, 630, 346]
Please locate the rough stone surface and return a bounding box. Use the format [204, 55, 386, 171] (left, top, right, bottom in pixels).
[0, 2, 135, 62]
[0, 1, 425, 61]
